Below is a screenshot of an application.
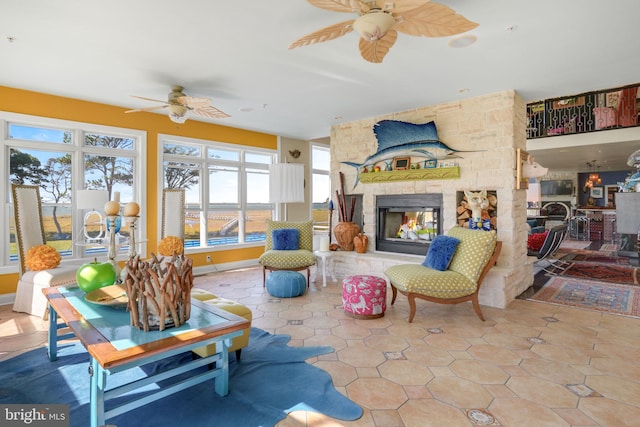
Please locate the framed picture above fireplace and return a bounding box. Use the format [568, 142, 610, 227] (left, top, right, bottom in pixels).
[392, 157, 410, 170]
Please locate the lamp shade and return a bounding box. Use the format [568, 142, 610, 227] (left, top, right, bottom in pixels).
[76, 190, 109, 210]
[269, 163, 304, 204]
[526, 183, 541, 203]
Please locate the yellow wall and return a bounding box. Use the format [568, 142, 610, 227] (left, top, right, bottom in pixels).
[0, 86, 277, 295]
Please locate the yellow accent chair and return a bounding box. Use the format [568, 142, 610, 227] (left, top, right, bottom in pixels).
[11, 184, 79, 317]
[385, 226, 502, 322]
[191, 288, 252, 360]
[258, 220, 316, 285]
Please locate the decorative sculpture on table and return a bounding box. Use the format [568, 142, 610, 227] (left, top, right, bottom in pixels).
[76, 258, 117, 293]
[123, 254, 193, 332]
[104, 200, 121, 270]
[123, 201, 140, 258]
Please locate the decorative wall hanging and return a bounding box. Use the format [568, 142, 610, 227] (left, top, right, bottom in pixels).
[342, 120, 474, 188]
[517, 148, 549, 190]
[516, 149, 529, 190]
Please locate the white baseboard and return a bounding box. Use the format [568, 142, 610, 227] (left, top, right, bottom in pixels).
[0, 293, 15, 307]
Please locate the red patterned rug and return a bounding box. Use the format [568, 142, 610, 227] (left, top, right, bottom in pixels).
[529, 277, 640, 318]
[561, 262, 639, 285]
[562, 253, 631, 265]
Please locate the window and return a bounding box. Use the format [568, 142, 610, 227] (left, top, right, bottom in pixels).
[311, 144, 330, 233]
[160, 135, 275, 250]
[1, 112, 145, 271]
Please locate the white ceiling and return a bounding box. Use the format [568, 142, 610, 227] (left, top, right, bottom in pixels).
[2, 0, 640, 172]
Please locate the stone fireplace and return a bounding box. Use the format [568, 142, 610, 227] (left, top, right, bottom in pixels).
[376, 194, 442, 256]
[329, 90, 532, 309]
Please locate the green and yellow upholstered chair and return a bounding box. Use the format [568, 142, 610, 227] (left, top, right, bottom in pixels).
[385, 226, 502, 323]
[11, 184, 79, 317]
[258, 219, 316, 285]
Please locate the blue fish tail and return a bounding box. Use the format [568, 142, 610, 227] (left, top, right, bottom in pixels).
[341, 161, 362, 189]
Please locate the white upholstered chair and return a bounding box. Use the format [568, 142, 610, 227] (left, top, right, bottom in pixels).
[12, 184, 79, 317]
[161, 188, 185, 241]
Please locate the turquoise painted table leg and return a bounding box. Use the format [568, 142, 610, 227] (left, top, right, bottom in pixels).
[215, 338, 231, 396]
[90, 358, 106, 427]
[47, 303, 58, 361]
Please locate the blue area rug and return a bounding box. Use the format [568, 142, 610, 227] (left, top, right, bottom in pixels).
[0, 328, 362, 426]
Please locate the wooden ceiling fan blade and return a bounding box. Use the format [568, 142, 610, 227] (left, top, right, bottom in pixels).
[394, 2, 478, 37]
[358, 28, 397, 63]
[191, 105, 231, 119]
[124, 105, 168, 113]
[131, 95, 170, 104]
[308, 0, 362, 13]
[177, 96, 213, 109]
[289, 20, 355, 49]
[378, 0, 429, 14]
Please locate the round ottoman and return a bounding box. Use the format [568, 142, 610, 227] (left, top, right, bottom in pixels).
[266, 270, 307, 298]
[342, 275, 387, 319]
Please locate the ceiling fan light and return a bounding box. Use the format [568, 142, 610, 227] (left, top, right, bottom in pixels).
[448, 34, 477, 48]
[353, 10, 395, 41]
[168, 104, 188, 123]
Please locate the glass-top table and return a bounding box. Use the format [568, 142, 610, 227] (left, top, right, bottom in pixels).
[43, 286, 249, 427]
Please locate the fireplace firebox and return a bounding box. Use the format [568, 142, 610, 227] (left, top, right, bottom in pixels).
[376, 194, 443, 256]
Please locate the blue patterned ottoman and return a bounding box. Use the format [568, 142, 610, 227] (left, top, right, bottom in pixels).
[266, 270, 307, 298]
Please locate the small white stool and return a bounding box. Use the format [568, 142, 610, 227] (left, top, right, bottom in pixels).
[312, 251, 336, 287]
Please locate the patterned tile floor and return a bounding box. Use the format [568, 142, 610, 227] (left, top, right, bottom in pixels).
[2, 261, 640, 426]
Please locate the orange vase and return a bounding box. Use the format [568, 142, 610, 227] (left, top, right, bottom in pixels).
[353, 233, 368, 253]
[333, 222, 360, 251]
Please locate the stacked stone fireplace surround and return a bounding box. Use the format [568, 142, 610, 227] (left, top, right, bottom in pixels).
[328, 90, 533, 309]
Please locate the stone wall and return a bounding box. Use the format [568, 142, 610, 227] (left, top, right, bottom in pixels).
[328, 90, 533, 309]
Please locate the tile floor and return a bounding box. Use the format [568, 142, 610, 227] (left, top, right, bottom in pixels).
[2, 263, 640, 426]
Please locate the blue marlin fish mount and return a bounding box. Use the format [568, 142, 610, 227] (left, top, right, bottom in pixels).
[341, 120, 477, 188]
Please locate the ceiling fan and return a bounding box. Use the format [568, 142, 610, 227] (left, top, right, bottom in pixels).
[289, 0, 478, 63]
[125, 85, 230, 124]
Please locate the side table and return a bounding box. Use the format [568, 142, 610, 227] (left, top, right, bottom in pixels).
[312, 251, 336, 287]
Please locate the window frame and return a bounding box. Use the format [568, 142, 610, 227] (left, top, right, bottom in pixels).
[311, 143, 331, 233]
[1, 111, 146, 274]
[158, 134, 276, 253]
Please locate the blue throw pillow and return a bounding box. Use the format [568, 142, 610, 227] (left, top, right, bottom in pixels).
[272, 229, 300, 250]
[422, 235, 461, 271]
